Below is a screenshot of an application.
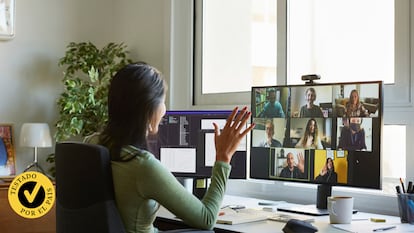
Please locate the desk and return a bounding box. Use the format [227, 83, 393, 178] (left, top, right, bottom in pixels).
[0, 181, 56, 233]
[155, 194, 408, 233]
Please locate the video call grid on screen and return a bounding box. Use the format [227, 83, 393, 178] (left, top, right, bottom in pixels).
[147, 110, 247, 179]
[250, 81, 383, 189]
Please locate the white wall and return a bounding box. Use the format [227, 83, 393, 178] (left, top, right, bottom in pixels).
[0, 0, 169, 173]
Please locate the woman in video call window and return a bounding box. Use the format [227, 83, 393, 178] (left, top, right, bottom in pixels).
[346, 89, 369, 117]
[295, 118, 323, 149]
[299, 87, 324, 118]
[315, 157, 338, 184]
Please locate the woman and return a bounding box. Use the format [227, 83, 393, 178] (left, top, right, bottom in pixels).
[345, 89, 369, 117]
[315, 158, 338, 184]
[94, 62, 254, 233]
[299, 87, 323, 118]
[295, 118, 323, 149]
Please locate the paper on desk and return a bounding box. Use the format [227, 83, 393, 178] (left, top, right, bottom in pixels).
[332, 222, 414, 232]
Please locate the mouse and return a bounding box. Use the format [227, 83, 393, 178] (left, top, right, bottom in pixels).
[282, 219, 318, 233]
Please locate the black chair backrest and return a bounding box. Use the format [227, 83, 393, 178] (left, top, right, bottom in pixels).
[55, 142, 126, 233]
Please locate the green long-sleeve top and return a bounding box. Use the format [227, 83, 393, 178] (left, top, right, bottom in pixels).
[112, 145, 231, 233]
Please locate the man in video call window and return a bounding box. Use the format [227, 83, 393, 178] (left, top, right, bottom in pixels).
[279, 152, 307, 179]
[259, 119, 282, 148]
[258, 88, 285, 118]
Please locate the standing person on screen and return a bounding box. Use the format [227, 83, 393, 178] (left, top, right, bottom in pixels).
[258, 88, 285, 118]
[338, 117, 367, 151]
[295, 118, 323, 149]
[299, 87, 324, 118]
[346, 89, 369, 117]
[315, 158, 338, 184]
[89, 62, 255, 233]
[279, 152, 306, 179]
[259, 119, 282, 148]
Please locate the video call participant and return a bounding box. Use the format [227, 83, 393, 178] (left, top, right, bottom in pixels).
[279, 152, 307, 179]
[258, 88, 285, 118]
[88, 62, 255, 233]
[338, 117, 367, 151]
[315, 157, 338, 184]
[346, 89, 369, 117]
[299, 87, 324, 118]
[295, 118, 323, 149]
[259, 119, 282, 148]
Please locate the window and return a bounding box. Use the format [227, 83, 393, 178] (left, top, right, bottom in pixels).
[184, 0, 409, 195]
[194, 0, 395, 105]
[193, 0, 282, 105]
[200, 0, 277, 94]
[287, 0, 394, 85]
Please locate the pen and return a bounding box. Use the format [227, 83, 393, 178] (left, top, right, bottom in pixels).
[408, 181, 413, 193]
[400, 178, 406, 193]
[372, 225, 396, 232]
[396, 185, 401, 194]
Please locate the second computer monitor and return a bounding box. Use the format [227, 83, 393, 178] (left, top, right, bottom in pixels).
[147, 110, 247, 179]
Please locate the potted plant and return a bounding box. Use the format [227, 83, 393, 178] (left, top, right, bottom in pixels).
[47, 42, 132, 175]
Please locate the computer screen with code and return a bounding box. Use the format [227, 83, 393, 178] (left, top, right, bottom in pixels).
[148, 110, 247, 179]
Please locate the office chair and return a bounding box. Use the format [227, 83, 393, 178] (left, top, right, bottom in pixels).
[55, 142, 126, 233]
[55, 142, 213, 233]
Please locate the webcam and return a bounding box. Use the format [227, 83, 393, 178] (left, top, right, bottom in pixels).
[302, 74, 321, 85]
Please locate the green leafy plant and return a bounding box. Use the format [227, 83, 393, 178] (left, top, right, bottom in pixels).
[55, 41, 132, 141]
[47, 42, 132, 177]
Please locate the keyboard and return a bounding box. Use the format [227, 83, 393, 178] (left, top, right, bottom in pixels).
[267, 213, 315, 223]
[216, 208, 269, 225]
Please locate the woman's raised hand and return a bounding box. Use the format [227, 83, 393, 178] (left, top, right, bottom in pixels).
[213, 107, 255, 163]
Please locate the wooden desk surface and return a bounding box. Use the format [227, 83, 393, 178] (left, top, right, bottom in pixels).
[0, 181, 56, 233]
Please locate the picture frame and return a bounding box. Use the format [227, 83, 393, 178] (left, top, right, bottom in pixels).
[0, 0, 15, 40]
[0, 124, 16, 177]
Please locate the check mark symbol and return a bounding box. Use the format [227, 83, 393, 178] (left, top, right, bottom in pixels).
[24, 182, 41, 203]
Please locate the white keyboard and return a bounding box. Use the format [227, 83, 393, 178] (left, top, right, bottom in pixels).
[267, 213, 315, 223]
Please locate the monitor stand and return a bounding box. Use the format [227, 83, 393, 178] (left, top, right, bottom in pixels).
[316, 184, 332, 209]
[182, 177, 194, 193]
[181, 177, 209, 199]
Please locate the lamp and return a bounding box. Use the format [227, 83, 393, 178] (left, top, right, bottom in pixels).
[20, 123, 52, 173]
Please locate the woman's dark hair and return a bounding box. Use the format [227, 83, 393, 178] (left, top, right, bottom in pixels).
[326, 157, 335, 172]
[99, 62, 166, 161]
[300, 118, 319, 147]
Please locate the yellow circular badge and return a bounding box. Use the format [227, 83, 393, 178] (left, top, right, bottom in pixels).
[8, 171, 55, 219]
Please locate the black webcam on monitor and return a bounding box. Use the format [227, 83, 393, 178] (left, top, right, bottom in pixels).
[302, 74, 321, 84]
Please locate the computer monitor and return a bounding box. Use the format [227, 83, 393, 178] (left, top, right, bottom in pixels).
[250, 81, 383, 213]
[147, 110, 247, 179]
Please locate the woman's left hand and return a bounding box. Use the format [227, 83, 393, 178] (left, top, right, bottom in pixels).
[213, 106, 255, 164]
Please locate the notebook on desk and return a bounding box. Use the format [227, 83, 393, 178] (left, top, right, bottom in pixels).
[277, 204, 358, 216]
[216, 208, 269, 225]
